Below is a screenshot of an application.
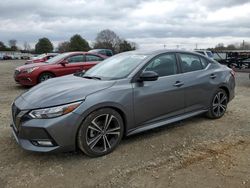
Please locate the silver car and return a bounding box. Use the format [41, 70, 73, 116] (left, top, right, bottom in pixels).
[11, 50, 235, 157]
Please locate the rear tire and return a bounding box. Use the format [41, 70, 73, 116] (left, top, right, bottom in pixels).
[77, 108, 124, 157]
[206, 89, 228, 119]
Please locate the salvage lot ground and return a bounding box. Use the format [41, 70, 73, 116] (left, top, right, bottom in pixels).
[0, 60, 250, 188]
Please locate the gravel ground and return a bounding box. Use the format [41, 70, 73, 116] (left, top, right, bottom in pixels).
[0, 60, 250, 188]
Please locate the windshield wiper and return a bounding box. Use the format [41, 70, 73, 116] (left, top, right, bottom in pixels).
[82, 76, 101, 80]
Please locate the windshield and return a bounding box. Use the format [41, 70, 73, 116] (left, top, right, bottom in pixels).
[84, 53, 147, 80]
[45, 53, 70, 64]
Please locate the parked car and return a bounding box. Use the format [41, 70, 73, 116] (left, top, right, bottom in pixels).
[3, 55, 13, 60]
[14, 52, 106, 86]
[89, 49, 113, 57]
[194, 50, 214, 59]
[25, 53, 58, 64]
[11, 50, 235, 157]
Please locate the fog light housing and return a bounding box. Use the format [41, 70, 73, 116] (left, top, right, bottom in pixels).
[31, 140, 54, 147]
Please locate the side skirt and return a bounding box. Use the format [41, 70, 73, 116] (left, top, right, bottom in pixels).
[127, 109, 207, 136]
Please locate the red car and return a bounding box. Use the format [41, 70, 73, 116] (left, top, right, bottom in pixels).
[25, 53, 59, 64]
[14, 52, 107, 86]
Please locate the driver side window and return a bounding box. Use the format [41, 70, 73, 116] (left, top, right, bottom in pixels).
[144, 53, 178, 77]
[67, 55, 84, 63]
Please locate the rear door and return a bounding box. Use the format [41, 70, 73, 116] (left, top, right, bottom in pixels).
[177, 53, 213, 112]
[84, 54, 104, 70]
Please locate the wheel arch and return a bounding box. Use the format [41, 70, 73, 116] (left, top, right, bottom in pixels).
[219, 85, 230, 99]
[37, 71, 56, 83]
[74, 102, 129, 150]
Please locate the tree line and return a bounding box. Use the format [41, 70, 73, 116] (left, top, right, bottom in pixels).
[208, 41, 250, 51]
[0, 29, 137, 54]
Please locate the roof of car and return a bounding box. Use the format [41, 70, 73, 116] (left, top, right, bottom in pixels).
[127, 49, 201, 56]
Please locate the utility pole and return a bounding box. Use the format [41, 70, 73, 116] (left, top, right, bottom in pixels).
[195, 43, 198, 50]
[243, 40, 245, 50]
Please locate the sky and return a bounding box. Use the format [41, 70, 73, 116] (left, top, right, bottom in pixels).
[0, 0, 250, 50]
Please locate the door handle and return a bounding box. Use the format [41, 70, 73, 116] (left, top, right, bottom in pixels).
[210, 74, 217, 79]
[173, 81, 184, 87]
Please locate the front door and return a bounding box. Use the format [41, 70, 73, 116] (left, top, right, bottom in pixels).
[133, 53, 185, 126]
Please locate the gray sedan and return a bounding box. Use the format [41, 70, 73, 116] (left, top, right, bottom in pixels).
[11, 50, 235, 157]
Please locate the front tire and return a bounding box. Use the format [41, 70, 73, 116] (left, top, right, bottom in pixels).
[206, 89, 228, 119]
[77, 108, 124, 157]
[38, 72, 55, 83]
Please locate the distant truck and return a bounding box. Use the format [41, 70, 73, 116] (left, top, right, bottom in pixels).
[212, 50, 250, 69]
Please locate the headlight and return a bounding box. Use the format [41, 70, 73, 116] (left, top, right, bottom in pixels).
[29, 101, 82, 119]
[22, 67, 39, 73]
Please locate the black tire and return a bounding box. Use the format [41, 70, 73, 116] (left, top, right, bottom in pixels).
[38, 72, 55, 83]
[77, 108, 124, 157]
[206, 89, 228, 119]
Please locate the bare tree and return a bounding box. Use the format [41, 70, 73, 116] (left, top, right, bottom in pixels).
[9, 39, 17, 47]
[23, 41, 31, 51]
[94, 29, 121, 53]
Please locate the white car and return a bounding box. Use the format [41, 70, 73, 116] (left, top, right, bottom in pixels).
[194, 50, 214, 59]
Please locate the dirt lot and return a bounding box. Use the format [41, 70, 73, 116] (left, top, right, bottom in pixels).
[0, 60, 250, 188]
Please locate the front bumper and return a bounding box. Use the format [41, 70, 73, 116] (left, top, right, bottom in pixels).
[11, 105, 83, 153]
[14, 73, 37, 86]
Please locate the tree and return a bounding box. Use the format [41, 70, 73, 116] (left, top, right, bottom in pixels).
[35, 38, 53, 54]
[119, 40, 136, 52]
[0, 41, 7, 51]
[9, 39, 18, 51]
[214, 43, 226, 50]
[94, 29, 121, 53]
[23, 41, 31, 51]
[69, 34, 90, 51]
[58, 41, 70, 53]
[226, 44, 237, 50]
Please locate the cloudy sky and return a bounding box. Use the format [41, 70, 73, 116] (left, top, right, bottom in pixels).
[0, 0, 250, 50]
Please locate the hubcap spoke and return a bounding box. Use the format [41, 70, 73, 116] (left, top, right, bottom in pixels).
[104, 135, 111, 149]
[91, 120, 102, 132]
[88, 125, 101, 133]
[87, 134, 102, 149]
[104, 114, 114, 131]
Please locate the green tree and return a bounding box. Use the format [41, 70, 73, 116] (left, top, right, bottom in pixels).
[0, 41, 8, 51]
[119, 40, 136, 53]
[69, 34, 90, 51]
[35, 38, 53, 54]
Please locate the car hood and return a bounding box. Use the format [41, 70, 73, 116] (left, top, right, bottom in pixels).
[17, 63, 47, 70]
[18, 75, 115, 109]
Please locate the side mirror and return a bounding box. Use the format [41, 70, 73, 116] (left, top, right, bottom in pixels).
[139, 71, 159, 82]
[60, 60, 68, 66]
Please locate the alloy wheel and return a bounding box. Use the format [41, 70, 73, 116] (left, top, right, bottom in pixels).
[86, 114, 122, 153]
[212, 91, 228, 117]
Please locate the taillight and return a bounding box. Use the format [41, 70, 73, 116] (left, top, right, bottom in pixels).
[230, 70, 236, 78]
